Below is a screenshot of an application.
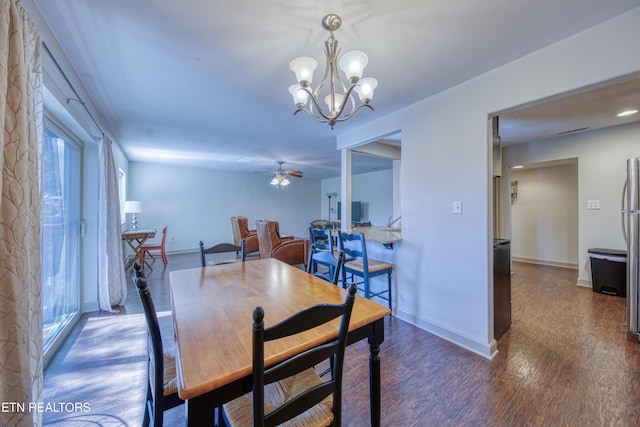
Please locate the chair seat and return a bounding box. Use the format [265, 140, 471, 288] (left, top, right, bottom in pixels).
[344, 258, 393, 274]
[223, 368, 333, 427]
[152, 346, 179, 397]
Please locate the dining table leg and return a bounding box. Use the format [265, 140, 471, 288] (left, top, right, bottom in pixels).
[368, 317, 385, 427]
[186, 393, 216, 427]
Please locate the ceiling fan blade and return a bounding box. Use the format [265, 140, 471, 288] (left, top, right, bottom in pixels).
[285, 171, 303, 178]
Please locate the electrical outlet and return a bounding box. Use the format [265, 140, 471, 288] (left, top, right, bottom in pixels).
[587, 200, 600, 210]
[170, 234, 175, 242]
[453, 201, 463, 214]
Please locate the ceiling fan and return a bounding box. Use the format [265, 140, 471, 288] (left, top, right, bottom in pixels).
[266, 162, 303, 187]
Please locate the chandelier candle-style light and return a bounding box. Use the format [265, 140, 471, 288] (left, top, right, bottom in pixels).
[288, 14, 377, 129]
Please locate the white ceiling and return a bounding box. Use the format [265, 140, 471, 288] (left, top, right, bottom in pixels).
[499, 74, 640, 146]
[33, 0, 640, 179]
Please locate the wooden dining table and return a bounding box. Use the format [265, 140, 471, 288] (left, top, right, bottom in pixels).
[170, 258, 391, 426]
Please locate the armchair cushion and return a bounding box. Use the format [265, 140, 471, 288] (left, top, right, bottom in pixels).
[271, 239, 308, 266]
[255, 220, 308, 265]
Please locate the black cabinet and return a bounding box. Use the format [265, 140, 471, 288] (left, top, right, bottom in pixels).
[493, 239, 511, 339]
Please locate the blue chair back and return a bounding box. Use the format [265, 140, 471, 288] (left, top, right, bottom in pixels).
[309, 227, 333, 253]
[338, 232, 367, 266]
[307, 245, 344, 285]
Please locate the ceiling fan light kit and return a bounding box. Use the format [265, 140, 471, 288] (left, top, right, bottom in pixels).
[271, 173, 290, 187]
[269, 162, 302, 188]
[288, 14, 377, 129]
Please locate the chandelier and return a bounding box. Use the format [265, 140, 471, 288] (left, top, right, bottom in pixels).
[288, 14, 377, 129]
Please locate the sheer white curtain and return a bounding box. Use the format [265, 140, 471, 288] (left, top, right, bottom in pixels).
[0, 0, 43, 425]
[98, 135, 127, 312]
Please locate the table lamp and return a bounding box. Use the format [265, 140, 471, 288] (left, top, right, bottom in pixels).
[124, 200, 143, 230]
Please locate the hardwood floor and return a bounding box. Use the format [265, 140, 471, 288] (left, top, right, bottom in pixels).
[43, 256, 640, 426]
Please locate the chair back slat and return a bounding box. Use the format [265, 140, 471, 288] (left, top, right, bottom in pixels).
[339, 232, 368, 269]
[263, 303, 347, 341]
[309, 228, 332, 252]
[199, 240, 245, 266]
[264, 341, 339, 385]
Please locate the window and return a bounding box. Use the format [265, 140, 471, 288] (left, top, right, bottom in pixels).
[42, 125, 81, 364]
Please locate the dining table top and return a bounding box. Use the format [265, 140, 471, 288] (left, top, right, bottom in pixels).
[121, 228, 156, 240]
[169, 258, 391, 400]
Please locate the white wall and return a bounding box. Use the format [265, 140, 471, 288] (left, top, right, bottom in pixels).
[504, 122, 640, 286]
[321, 169, 394, 226]
[128, 162, 320, 252]
[335, 8, 640, 358]
[510, 162, 579, 267]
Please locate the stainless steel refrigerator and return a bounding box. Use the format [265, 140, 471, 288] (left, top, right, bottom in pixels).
[623, 158, 640, 334]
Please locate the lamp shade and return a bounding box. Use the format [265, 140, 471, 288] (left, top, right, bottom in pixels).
[124, 200, 143, 213]
[324, 93, 344, 114]
[354, 78, 378, 103]
[289, 57, 318, 85]
[339, 51, 368, 82]
[289, 84, 309, 107]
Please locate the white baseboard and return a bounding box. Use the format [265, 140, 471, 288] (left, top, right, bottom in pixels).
[512, 256, 578, 270]
[82, 300, 99, 313]
[394, 309, 497, 360]
[166, 248, 199, 255]
[576, 278, 592, 288]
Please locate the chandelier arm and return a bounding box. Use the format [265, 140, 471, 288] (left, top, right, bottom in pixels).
[293, 87, 329, 123]
[303, 87, 333, 122]
[312, 44, 334, 99]
[309, 41, 339, 119]
[298, 107, 329, 123]
[331, 83, 359, 119]
[333, 103, 374, 123]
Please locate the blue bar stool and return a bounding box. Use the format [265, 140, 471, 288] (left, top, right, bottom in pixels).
[338, 232, 393, 310]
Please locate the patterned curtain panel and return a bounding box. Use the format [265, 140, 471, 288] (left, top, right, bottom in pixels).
[0, 0, 44, 426]
[98, 135, 126, 311]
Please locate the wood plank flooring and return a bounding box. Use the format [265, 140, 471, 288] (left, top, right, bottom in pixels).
[43, 255, 640, 426]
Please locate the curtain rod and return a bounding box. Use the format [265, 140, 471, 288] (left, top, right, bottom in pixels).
[42, 41, 106, 138]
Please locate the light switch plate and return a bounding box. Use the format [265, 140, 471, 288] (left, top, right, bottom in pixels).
[453, 201, 463, 214]
[587, 200, 600, 210]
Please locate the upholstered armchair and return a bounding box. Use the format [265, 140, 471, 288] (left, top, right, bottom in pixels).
[230, 216, 259, 255]
[255, 220, 308, 266]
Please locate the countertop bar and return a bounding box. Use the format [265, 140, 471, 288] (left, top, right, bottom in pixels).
[340, 226, 402, 245]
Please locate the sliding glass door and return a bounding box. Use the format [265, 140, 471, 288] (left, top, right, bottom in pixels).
[42, 125, 81, 361]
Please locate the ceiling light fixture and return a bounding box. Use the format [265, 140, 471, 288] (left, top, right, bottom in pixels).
[617, 109, 638, 117]
[288, 14, 377, 129]
[270, 171, 290, 188]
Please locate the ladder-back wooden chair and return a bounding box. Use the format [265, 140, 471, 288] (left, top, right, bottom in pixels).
[133, 263, 183, 426]
[223, 283, 358, 427]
